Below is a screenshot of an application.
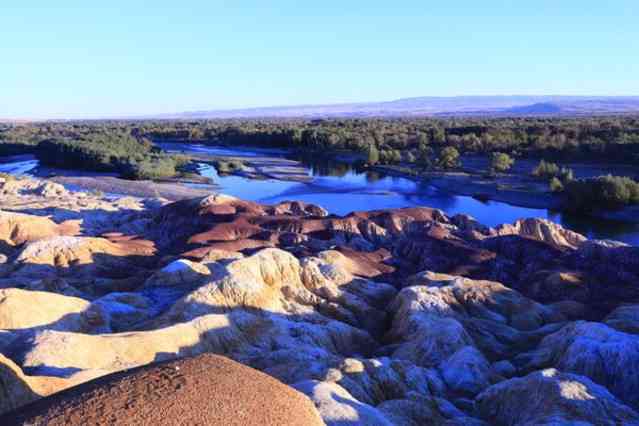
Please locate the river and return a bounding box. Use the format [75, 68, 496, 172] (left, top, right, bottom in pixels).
[2, 147, 639, 246]
[178, 144, 639, 246]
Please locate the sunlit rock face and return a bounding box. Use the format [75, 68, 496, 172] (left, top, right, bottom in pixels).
[1, 177, 639, 424]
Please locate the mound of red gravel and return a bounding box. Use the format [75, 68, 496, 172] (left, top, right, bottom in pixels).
[2, 354, 325, 426]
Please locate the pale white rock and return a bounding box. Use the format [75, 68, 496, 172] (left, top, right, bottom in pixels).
[517, 321, 639, 410]
[476, 368, 639, 425]
[144, 259, 211, 287]
[293, 380, 394, 426]
[19, 313, 251, 375]
[159, 248, 316, 322]
[0, 288, 90, 332]
[33, 181, 68, 198]
[199, 193, 238, 207]
[84, 292, 153, 332]
[387, 277, 563, 371]
[391, 315, 473, 368]
[324, 356, 445, 406]
[493, 218, 587, 249]
[199, 249, 244, 263]
[300, 254, 396, 336]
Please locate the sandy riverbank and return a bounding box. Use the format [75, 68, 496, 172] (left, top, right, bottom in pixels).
[50, 175, 215, 201]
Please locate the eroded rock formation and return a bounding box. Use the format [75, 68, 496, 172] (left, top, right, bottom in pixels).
[1, 176, 639, 425]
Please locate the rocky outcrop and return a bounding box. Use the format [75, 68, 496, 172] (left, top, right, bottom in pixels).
[1, 176, 639, 424]
[605, 304, 639, 334]
[156, 248, 395, 338]
[294, 380, 393, 426]
[10, 236, 156, 297]
[295, 379, 485, 426]
[143, 258, 211, 287]
[493, 217, 587, 249]
[14, 313, 247, 375]
[84, 292, 154, 332]
[0, 354, 38, 416]
[0, 289, 89, 332]
[0, 354, 89, 416]
[476, 369, 639, 425]
[3, 354, 325, 426]
[516, 321, 639, 410]
[0, 211, 78, 247]
[387, 275, 566, 367]
[0, 177, 154, 236]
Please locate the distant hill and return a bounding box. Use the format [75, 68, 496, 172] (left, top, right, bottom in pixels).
[159, 96, 639, 119]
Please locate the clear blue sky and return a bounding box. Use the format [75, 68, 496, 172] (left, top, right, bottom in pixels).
[2, 1, 638, 118]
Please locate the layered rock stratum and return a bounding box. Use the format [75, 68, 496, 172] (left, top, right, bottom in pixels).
[1, 176, 638, 425]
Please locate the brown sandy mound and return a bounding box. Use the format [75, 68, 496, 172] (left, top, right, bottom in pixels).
[2, 353, 325, 426]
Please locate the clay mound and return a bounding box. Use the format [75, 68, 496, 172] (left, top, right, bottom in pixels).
[3, 353, 325, 426]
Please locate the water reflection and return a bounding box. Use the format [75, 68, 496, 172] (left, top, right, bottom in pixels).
[197, 146, 639, 246]
[0, 156, 38, 175]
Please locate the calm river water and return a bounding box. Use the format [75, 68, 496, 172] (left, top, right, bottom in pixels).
[2, 146, 638, 246]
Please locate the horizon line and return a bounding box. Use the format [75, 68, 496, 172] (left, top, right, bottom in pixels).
[4, 93, 639, 122]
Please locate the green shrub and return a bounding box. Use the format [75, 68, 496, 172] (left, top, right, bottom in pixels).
[404, 151, 416, 163]
[123, 157, 179, 180]
[532, 160, 574, 183]
[562, 175, 639, 211]
[532, 160, 559, 178]
[215, 159, 245, 174]
[416, 146, 433, 170]
[559, 167, 574, 182]
[437, 147, 460, 170]
[366, 146, 379, 165]
[378, 149, 401, 164]
[549, 177, 564, 192]
[490, 152, 514, 173]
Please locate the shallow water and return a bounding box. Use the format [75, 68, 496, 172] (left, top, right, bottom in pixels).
[0, 156, 39, 175]
[191, 150, 639, 246]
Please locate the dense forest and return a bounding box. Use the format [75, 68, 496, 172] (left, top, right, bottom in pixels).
[139, 116, 639, 164]
[2, 115, 639, 164]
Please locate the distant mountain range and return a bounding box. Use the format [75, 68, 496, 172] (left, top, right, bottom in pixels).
[160, 96, 639, 119]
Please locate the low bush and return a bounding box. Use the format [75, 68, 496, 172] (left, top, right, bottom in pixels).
[214, 159, 245, 174]
[490, 152, 515, 173]
[549, 177, 564, 192]
[531, 160, 573, 181]
[437, 147, 461, 170]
